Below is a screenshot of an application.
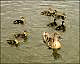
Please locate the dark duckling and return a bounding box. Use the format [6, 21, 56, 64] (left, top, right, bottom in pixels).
[47, 19, 57, 27]
[7, 39, 20, 47]
[41, 11, 52, 16]
[13, 17, 24, 24]
[55, 21, 66, 32]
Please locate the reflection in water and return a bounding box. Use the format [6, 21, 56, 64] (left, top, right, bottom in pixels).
[52, 49, 62, 60]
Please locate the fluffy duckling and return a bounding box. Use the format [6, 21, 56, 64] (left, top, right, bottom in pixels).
[48, 8, 53, 13]
[41, 10, 52, 16]
[41, 8, 58, 17]
[41, 10, 57, 16]
[55, 21, 66, 32]
[47, 19, 57, 27]
[13, 16, 25, 24]
[48, 8, 57, 16]
[14, 31, 29, 40]
[7, 39, 20, 47]
[42, 32, 61, 50]
[53, 12, 67, 21]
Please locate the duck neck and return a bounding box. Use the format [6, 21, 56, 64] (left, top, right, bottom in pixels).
[62, 21, 64, 26]
[54, 19, 56, 22]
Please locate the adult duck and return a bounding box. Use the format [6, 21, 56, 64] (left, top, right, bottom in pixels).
[42, 32, 61, 50]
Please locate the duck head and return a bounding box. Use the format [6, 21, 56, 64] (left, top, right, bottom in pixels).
[48, 8, 54, 13]
[42, 32, 50, 43]
[48, 8, 57, 13]
[20, 16, 25, 21]
[61, 13, 67, 20]
[42, 32, 50, 38]
[48, 8, 53, 11]
[53, 10, 57, 13]
[15, 39, 19, 44]
[7, 40, 12, 45]
[23, 31, 29, 36]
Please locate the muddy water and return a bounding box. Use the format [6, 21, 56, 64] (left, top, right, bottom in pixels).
[1, 1, 79, 63]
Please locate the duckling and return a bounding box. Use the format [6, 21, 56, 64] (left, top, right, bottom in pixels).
[41, 10, 52, 16]
[7, 39, 20, 47]
[48, 8, 53, 13]
[47, 19, 57, 27]
[41, 9, 57, 16]
[13, 16, 25, 24]
[55, 21, 66, 32]
[48, 8, 57, 16]
[14, 31, 29, 40]
[53, 12, 67, 21]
